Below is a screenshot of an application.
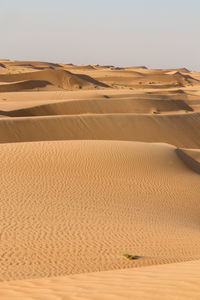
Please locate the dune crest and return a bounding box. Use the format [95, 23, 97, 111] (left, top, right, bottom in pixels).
[0, 69, 108, 91]
[0, 98, 193, 117]
[176, 148, 200, 174]
[0, 113, 199, 147]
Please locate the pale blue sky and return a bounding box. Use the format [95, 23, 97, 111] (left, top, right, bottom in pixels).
[1, 0, 200, 70]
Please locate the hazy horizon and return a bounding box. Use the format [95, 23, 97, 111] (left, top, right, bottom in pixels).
[1, 0, 200, 71]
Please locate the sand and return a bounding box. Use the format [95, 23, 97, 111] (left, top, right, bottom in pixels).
[0, 260, 200, 300]
[0, 113, 199, 147]
[0, 60, 200, 299]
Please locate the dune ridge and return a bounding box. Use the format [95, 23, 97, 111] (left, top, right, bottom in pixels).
[176, 148, 200, 174]
[0, 69, 109, 91]
[0, 98, 193, 117]
[0, 80, 54, 92]
[0, 113, 199, 147]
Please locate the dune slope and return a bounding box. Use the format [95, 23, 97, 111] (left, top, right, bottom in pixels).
[0, 140, 200, 281]
[0, 80, 54, 92]
[176, 148, 200, 174]
[0, 69, 108, 91]
[1, 98, 193, 117]
[0, 113, 199, 148]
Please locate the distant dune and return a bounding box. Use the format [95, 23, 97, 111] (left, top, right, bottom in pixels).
[94, 70, 199, 88]
[0, 80, 55, 92]
[0, 63, 6, 69]
[0, 69, 108, 91]
[125, 66, 148, 70]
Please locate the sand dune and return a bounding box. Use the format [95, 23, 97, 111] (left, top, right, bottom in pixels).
[95, 71, 199, 88]
[0, 80, 55, 92]
[75, 65, 96, 70]
[171, 68, 190, 73]
[181, 148, 200, 163]
[125, 65, 148, 70]
[3, 87, 199, 115]
[0, 69, 108, 91]
[1, 98, 193, 117]
[0, 63, 6, 69]
[0, 61, 200, 298]
[0, 140, 200, 281]
[176, 148, 200, 174]
[0, 113, 199, 147]
[1, 61, 199, 90]
[68, 64, 199, 89]
[1, 60, 63, 69]
[0, 260, 200, 300]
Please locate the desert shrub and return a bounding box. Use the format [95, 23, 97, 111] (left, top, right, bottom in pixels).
[123, 253, 140, 260]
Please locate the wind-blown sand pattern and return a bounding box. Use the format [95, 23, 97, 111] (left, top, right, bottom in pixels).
[0, 260, 200, 300]
[0, 60, 200, 299]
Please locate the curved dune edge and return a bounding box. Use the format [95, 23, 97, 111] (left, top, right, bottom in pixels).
[180, 148, 200, 163]
[1, 98, 193, 117]
[175, 148, 200, 174]
[0, 260, 200, 300]
[0, 69, 109, 91]
[0, 140, 200, 281]
[0, 80, 54, 92]
[0, 113, 200, 148]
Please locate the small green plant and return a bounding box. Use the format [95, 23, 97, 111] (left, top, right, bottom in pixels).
[184, 110, 189, 113]
[123, 253, 139, 260]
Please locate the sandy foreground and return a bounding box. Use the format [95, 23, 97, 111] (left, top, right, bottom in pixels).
[0, 60, 200, 299]
[0, 260, 200, 300]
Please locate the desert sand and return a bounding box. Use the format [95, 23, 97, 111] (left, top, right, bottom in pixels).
[0, 60, 200, 299]
[1, 260, 200, 300]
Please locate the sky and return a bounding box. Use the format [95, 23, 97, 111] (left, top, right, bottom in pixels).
[1, 0, 200, 70]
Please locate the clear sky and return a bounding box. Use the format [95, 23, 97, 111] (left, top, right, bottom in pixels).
[1, 0, 200, 70]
